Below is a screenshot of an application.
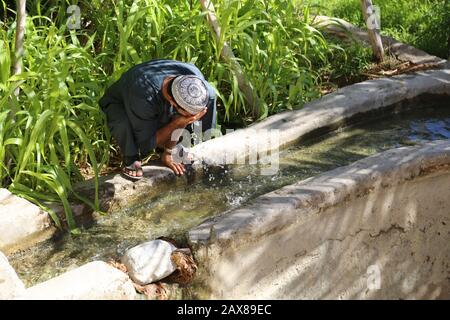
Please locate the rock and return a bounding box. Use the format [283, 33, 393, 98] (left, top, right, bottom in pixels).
[121, 240, 177, 285]
[15, 261, 136, 300]
[0, 188, 55, 254]
[0, 251, 25, 299]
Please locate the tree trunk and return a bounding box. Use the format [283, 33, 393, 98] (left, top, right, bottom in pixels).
[13, 0, 26, 96]
[360, 0, 384, 62]
[199, 0, 261, 119]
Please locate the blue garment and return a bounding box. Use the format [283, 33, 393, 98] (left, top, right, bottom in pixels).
[99, 59, 217, 163]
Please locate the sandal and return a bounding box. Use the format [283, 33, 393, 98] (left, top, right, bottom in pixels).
[122, 161, 144, 181]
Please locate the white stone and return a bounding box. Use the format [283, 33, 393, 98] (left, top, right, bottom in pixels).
[15, 261, 136, 300]
[121, 240, 177, 285]
[0, 251, 25, 299]
[0, 189, 54, 254]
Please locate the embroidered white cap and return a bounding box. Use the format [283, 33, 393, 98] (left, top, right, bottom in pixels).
[171, 75, 209, 115]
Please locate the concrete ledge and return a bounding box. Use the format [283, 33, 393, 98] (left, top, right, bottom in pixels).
[15, 261, 136, 300]
[75, 164, 186, 212]
[188, 140, 450, 299]
[191, 69, 450, 165]
[0, 251, 25, 299]
[0, 189, 56, 255]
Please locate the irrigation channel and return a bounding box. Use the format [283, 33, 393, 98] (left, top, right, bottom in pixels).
[9, 102, 450, 289]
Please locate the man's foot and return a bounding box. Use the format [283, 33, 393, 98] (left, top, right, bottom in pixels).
[122, 161, 143, 181]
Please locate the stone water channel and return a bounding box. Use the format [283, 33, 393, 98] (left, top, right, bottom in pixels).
[8, 102, 450, 293]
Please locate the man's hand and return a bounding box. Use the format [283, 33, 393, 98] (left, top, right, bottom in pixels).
[156, 107, 207, 148]
[172, 107, 207, 128]
[161, 151, 186, 176]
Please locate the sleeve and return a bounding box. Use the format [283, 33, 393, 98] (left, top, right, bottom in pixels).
[122, 75, 161, 155]
[98, 79, 123, 110]
[202, 83, 217, 131]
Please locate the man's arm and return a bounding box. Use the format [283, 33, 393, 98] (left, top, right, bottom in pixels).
[155, 108, 207, 147]
[156, 108, 207, 175]
[155, 119, 183, 148]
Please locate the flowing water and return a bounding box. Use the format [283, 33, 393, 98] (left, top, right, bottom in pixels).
[9, 105, 450, 287]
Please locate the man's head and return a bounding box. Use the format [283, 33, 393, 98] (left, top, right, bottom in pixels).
[163, 75, 209, 116]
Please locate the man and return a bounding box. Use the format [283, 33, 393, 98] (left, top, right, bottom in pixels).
[99, 59, 216, 179]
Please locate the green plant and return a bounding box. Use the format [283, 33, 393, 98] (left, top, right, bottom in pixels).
[321, 37, 373, 85]
[0, 16, 108, 232]
[212, 0, 329, 118]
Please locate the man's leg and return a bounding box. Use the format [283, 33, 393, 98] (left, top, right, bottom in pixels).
[101, 103, 140, 168]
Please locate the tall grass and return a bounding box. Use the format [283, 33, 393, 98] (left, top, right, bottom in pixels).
[0, 0, 354, 229]
[0, 13, 108, 232]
